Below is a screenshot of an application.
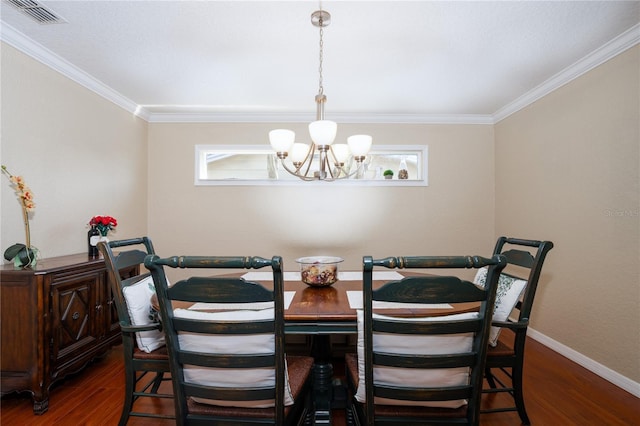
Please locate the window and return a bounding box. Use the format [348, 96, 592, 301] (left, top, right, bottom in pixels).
[195, 145, 428, 186]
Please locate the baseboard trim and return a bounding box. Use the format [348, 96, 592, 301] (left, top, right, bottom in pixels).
[528, 328, 640, 398]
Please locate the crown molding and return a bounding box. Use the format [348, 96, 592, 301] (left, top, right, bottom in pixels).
[3, 20, 637, 126]
[143, 110, 494, 125]
[1, 22, 141, 117]
[493, 23, 640, 123]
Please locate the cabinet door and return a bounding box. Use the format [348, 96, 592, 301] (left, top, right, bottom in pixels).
[49, 272, 100, 371]
[0, 274, 42, 400]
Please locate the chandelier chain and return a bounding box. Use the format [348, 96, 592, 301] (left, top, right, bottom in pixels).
[318, 18, 324, 95]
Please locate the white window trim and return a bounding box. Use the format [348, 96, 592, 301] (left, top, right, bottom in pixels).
[195, 145, 428, 187]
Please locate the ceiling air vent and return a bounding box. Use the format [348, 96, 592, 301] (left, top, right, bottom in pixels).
[5, 0, 66, 24]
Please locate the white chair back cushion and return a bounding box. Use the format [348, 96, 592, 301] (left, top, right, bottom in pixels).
[173, 307, 294, 408]
[356, 310, 477, 408]
[473, 268, 527, 346]
[122, 275, 165, 352]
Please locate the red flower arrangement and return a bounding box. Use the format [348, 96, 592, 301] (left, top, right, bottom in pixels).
[89, 215, 118, 236]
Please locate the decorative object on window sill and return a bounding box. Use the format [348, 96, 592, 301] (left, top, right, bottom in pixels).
[398, 157, 409, 180]
[383, 169, 394, 179]
[269, 8, 372, 181]
[87, 215, 117, 257]
[1, 165, 38, 268]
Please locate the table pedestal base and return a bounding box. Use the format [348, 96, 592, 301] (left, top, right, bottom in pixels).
[311, 335, 333, 425]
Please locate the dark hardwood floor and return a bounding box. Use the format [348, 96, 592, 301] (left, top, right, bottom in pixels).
[2, 338, 638, 425]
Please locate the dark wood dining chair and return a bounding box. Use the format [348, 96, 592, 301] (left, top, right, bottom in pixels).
[144, 254, 314, 426]
[481, 237, 554, 425]
[98, 237, 173, 425]
[345, 254, 507, 426]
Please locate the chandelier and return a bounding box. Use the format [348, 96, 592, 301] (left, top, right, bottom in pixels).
[269, 9, 372, 181]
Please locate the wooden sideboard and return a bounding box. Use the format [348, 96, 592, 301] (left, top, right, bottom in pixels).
[0, 253, 138, 414]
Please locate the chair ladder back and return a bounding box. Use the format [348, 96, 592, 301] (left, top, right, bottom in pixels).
[372, 254, 505, 270]
[359, 254, 506, 426]
[100, 239, 155, 328]
[168, 276, 275, 304]
[172, 314, 274, 335]
[150, 254, 274, 270]
[374, 383, 475, 404]
[113, 248, 150, 270]
[499, 249, 535, 268]
[144, 255, 292, 425]
[178, 351, 276, 369]
[184, 382, 277, 403]
[482, 237, 554, 425]
[97, 237, 173, 424]
[372, 316, 483, 336]
[108, 236, 155, 252]
[374, 275, 489, 304]
[494, 237, 554, 321]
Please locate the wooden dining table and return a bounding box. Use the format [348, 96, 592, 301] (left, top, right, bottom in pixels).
[283, 275, 466, 331]
[283, 275, 474, 425]
[153, 272, 466, 332]
[152, 271, 477, 425]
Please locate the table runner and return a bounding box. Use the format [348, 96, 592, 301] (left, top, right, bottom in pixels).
[241, 271, 405, 282]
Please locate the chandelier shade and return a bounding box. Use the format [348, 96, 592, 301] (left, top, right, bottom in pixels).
[347, 135, 373, 158]
[291, 143, 311, 163]
[268, 8, 373, 181]
[331, 144, 350, 164]
[269, 129, 295, 153]
[309, 120, 337, 146]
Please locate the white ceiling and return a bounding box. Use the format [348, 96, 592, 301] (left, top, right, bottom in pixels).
[1, 1, 639, 123]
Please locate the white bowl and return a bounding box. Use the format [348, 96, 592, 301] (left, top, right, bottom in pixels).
[295, 256, 344, 287]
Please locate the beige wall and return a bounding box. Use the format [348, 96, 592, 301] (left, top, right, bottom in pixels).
[2, 39, 638, 386]
[495, 46, 640, 381]
[147, 122, 496, 277]
[1, 43, 148, 257]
